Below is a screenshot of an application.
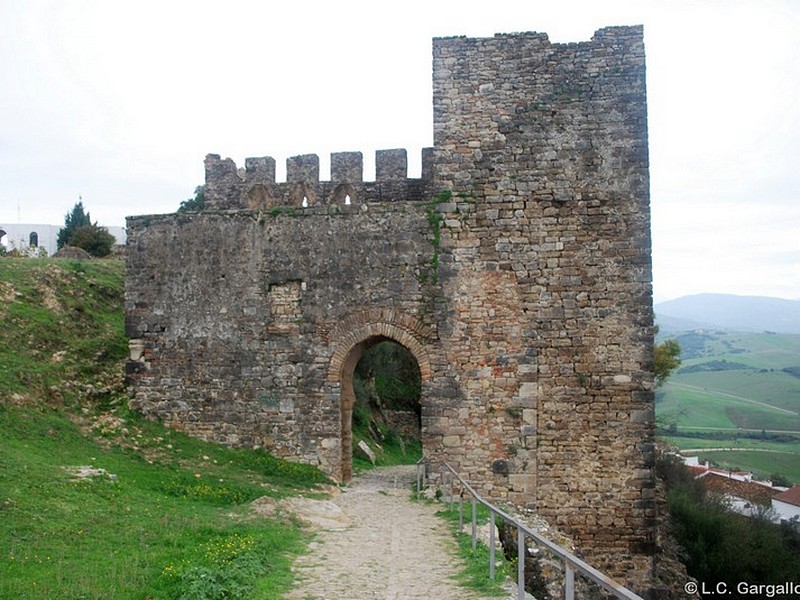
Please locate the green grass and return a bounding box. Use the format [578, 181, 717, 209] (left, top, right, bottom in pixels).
[671, 330, 800, 369]
[351, 341, 424, 472]
[657, 386, 737, 429]
[351, 403, 422, 472]
[0, 257, 329, 598]
[0, 258, 127, 400]
[431, 498, 511, 596]
[674, 370, 800, 413]
[657, 329, 800, 483]
[664, 435, 800, 452]
[0, 403, 327, 599]
[663, 435, 800, 482]
[658, 382, 800, 431]
[351, 429, 422, 473]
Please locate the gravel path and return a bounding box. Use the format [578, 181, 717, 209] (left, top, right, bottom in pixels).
[285, 465, 505, 600]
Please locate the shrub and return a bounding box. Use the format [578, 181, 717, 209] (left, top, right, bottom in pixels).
[658, 452, 800, 587]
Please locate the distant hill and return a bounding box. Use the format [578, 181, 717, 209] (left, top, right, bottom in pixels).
[655, 294, 800, 334]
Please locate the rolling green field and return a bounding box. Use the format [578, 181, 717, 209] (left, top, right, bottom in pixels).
[666, 436, 800, 452]
[658, 381, 800, 431]
[656, 329, 800, 483]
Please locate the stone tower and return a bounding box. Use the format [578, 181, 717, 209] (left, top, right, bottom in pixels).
[126, 26, 656, 590]
[430, 26, 655, 585]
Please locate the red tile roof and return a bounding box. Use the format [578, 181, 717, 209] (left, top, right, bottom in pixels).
[774, 486, 800, 507]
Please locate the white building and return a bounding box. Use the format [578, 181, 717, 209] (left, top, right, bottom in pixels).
[0, 223, 126, 256]
[772, 487, 800, 523]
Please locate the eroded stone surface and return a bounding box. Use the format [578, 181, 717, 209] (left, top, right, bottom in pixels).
[125, 26, 657, 592]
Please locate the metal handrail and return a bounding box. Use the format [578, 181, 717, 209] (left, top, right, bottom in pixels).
[416, 459, 644, 600]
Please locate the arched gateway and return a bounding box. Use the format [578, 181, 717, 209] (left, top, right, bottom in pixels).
[125, 27, 660, 592]
[326, 311, 433, 482]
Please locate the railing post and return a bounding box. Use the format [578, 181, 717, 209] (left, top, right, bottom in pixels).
[448, 472, 454, 511]
[489, 509, 496, 581]
[471, 495, 477, 551]
[435, 461, 644, 600]
[564, 561, 575, 600]
[440, 464, 447, 508]
[517, 524, 525, 600]
[458, 489, 464, 532]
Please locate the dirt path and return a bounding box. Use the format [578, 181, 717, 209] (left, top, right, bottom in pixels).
[285, 465, 506, 600]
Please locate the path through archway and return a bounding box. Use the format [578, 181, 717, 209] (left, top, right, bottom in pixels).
[339, 336, 423, 482]
[326, 311, 434, 483]
[351, 339, 422, 470]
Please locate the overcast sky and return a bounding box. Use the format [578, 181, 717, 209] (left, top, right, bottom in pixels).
[1, 0, 798, 302]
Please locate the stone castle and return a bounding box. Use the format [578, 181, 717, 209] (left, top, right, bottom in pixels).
[126, 26, 657, 591]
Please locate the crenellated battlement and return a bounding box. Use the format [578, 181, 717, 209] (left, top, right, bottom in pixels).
[204, 148, 435, 211]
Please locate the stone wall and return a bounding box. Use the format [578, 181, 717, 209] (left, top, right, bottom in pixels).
[125, 195, 444, 481]
[126, 26, 657, 592]
[383, 409, 422, 439]
[430, 26, 655, 584]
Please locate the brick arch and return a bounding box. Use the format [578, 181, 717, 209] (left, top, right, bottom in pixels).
[327, 318, 433, 385]
[327, 312, 434, 482]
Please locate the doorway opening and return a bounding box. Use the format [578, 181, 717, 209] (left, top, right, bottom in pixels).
[339, 336, 422, 482]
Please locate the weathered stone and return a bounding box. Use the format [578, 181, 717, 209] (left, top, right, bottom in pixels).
[126, 26, 656, 593]
[441, 435, 461, 448]
[356, 440, 377, 464]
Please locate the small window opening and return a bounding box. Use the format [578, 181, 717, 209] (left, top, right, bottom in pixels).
[29, 232, 38, 248]
[345, 194, 351, 205]
[302, 196, 309, 207]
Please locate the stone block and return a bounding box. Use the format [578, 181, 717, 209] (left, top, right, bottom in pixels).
[442, 435, 461, 448]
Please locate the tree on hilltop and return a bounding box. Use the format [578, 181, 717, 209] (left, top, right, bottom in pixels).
[57, 201, 91, 248]
[177, 185, 205, 213]
[57, 200, 116, 258]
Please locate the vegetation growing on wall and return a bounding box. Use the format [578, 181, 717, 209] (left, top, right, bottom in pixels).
[419, 190, 450, 285]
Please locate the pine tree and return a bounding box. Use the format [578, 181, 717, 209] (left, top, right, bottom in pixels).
[56, 200, 116, 257]
[57, 201, 92, 249]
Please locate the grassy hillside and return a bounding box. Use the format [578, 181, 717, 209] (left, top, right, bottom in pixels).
[0, 258, 127, 401]
[0, 258, 329, 599]
[656, 329, 800, 483]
